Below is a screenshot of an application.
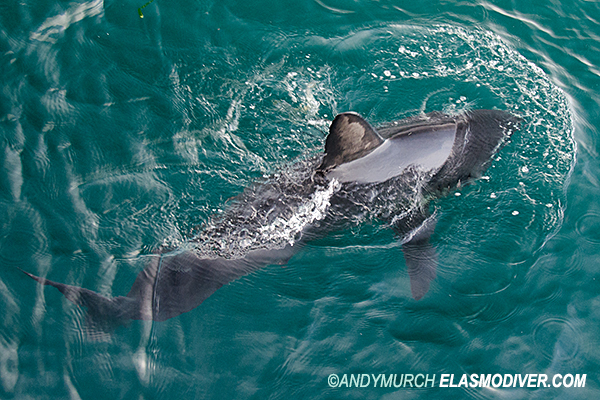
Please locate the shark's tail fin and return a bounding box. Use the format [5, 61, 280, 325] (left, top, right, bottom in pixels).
[20, 269, 137, 337]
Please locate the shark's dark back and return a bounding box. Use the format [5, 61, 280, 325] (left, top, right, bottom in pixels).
[376, 111, 455, 139]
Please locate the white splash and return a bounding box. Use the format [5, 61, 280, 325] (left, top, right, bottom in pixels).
[258, 179, 341, 245]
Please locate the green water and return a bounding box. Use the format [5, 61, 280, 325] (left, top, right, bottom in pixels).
[1, 0, 599, 398]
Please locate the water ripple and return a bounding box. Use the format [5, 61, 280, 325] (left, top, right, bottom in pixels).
[575, 212, 600, 243]
[0, 337, 19, 394]
[0, 202, 48, 268]
[533, 317, 580, 362]
[29, 0, 104, 44]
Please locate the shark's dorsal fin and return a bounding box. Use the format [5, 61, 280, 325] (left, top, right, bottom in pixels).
[319, 112, 384, 170]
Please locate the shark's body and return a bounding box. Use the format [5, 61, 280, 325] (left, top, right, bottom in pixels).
[24, 109, 520, 334]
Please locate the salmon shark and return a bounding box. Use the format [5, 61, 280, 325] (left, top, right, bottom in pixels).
[22, 109, 520, 334]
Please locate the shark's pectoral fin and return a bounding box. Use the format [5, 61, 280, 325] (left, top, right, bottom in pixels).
[403, 234, 438, 301]
[397, 211, 438, 300]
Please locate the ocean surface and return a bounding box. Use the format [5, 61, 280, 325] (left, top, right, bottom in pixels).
[0, 0, 598, 398]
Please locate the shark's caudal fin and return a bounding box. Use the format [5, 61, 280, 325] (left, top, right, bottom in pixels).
[19, 269, 137, 335]
[319, 112, 384, 171]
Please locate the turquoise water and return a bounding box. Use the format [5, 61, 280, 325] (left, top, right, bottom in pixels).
[1, 0, 598, 398]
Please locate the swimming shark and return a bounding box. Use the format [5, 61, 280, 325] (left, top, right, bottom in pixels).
[22, 109, 520, 334]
